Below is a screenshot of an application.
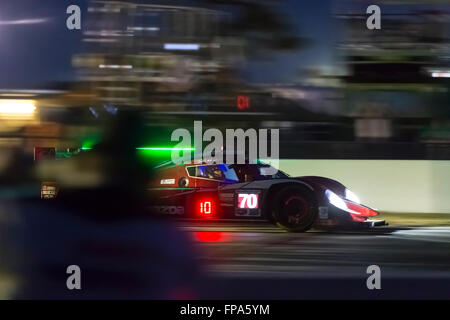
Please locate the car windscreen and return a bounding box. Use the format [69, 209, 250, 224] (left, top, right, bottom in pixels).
[228, 164, 289, 182]
[187, 164, 288, 183]
[187, 164, 239, 183]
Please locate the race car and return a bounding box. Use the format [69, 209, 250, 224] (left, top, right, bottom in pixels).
[34, 147, 386, 232]
[148, 159, 387, 232]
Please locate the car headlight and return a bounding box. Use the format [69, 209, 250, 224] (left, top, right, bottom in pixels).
[325, 189, 347, 211]
[345, 189, 360, 204]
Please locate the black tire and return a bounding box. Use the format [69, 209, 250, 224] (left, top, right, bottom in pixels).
[271, 185, 317, 232]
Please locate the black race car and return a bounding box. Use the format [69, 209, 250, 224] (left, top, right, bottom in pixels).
[148, 159, 387, 232]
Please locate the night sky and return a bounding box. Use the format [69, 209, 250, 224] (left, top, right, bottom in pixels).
[243, 0, 334, 84]
[0, 0, 352, 88]
[0, 0, 85, 88]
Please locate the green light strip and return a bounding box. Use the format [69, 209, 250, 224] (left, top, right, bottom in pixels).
[137, 147, 194, 151]
[81, 147, 194, 151]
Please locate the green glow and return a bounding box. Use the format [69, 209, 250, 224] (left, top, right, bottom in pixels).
[81, 137, 99, 151]
[136, 147, 194, 151]
[81, 146, 194, 151]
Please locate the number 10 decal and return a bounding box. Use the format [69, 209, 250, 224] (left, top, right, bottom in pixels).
[238, 193, 259, 209]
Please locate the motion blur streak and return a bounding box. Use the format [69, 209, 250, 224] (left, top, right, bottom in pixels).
[193, 232, 230, 242]
[0, 100, 36, 115]
[0, 18, 48, 25]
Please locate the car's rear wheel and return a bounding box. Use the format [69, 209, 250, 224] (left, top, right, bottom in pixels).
[271, 186, 317, 232]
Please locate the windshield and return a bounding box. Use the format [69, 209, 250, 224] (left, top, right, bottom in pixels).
[187, 163, 288, 183]
[228, 164, 289, 182]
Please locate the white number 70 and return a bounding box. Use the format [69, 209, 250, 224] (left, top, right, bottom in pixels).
[238, 193, 258, 209]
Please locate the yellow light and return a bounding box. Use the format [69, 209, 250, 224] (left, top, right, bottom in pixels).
[0, 99, 37, 115]
[0, 93, 36, 97]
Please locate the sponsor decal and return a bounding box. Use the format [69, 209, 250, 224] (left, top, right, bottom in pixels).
[160, 178, 176, 185]
[41, 183, 58, 199]
[318, 206, 329, 219]
[150, 206, 184, 215]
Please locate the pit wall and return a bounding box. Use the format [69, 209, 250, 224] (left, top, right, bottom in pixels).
[276, 160, 450, 214]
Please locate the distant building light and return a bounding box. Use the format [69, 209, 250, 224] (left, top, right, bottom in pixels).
[88, 7, 121, 13]
[0, 18, 48, 25]
[164, 43, 200, 51]
[0, 99, 36, 116]
[127, 26, 159, 31]
[0, 93, 36, 97]
[83, 38, 118, 43]
[84, 30, 133, 37]
[237, 96, 250, 110]
[0, 89, 64, 95]
[98, 64, 133, 69]
[89, 107, 99, 119]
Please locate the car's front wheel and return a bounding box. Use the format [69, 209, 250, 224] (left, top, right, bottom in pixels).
[271, 186, 317, 232]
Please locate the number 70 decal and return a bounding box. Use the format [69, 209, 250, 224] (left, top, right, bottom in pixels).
[238, 193, 259, 209]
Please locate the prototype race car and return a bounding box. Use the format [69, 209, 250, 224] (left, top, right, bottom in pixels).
[148, 159, 387, 232]
[34, 147, 386, 232]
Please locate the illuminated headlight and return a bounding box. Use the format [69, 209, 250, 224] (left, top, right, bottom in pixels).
[345, 189, 360, 204]
[325, 189, 347, 211]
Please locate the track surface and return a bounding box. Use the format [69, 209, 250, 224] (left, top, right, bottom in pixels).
[178, 222, 450, 299]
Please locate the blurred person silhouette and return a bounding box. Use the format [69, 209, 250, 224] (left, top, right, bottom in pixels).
[0, 111, 200, 299]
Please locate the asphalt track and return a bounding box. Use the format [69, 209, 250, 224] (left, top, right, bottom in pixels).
[178, 222, 450, 299]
